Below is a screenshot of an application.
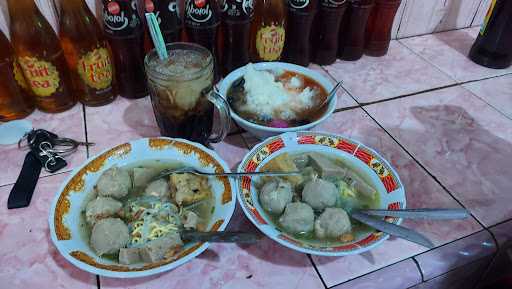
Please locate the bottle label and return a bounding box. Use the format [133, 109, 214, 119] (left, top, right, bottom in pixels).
[480, 0, 497, 35]
[289, 0, 310, 9]
[18, 57, 60, 97]
[321, 0, 346, 8]
[13, 61, 29, 90]
[223, 0, 254, 21]
[145, 0, 181, 32]
[77, 47, 113, 90]
[185, 0, 219, 27]
[256, 24, 285, 61]
[103, 0, 143, 37]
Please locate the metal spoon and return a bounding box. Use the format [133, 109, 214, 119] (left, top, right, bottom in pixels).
[152, 167, 301, 181]
[359, 208, 470, 220]
[351, 212, 435, 248]
[314, 81, 343, 112]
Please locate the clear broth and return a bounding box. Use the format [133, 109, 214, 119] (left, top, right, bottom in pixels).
[80, 159, 215, 263]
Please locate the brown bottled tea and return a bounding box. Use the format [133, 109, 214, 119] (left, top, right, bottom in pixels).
[283, 0, 318, 66]
[59, 0, 116, 106]
[250, 0, 286, 62]
[365, 0, 401, 57]
[221, 0, 254, 74]
[8, 0, 77, 113]
[0, 30, 35, 121]
[101, 0, 148, 99]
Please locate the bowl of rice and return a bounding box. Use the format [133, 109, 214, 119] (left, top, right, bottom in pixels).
[219, 62, 337, 139]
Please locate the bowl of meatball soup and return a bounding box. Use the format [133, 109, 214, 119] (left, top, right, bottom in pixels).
[49, 137, 236, 278]
[237, 131, 406, 256]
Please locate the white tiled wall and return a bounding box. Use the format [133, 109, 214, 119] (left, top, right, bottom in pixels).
[0, 0, 492, 39]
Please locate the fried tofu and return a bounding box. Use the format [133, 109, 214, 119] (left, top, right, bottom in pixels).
[261, 153, 303, 187]
[169, 173, 211, 205]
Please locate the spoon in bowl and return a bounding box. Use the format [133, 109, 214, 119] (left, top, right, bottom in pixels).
[314, 81, 343, 113]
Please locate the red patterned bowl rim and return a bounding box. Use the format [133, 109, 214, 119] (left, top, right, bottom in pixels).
[236, 131, 406, 256]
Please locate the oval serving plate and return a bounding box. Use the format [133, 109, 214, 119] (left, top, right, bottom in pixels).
[49, 137, 236, 278]
[237, 131, 406, 256]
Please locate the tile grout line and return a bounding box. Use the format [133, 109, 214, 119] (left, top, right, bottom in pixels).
[324, 228, 488, 289]
[394, 0, 408, 39]
[396, 24, 481, 41]
[470, 0, 485, 27]
[396, 40, 459, 84]
[460, 84, 512, 122]
[411, 257, 425, 282]
[307, 254, 329, 289]
[82, 104, 90, 158]
[357, 102, 488, 229]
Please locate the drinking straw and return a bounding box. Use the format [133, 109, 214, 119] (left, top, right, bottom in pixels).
[145, 13, 168, 60]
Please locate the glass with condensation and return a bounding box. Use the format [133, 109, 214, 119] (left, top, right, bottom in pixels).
[145, 42, 230, 145]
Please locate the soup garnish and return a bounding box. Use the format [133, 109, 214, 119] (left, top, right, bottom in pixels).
[80, 160, 214, 265]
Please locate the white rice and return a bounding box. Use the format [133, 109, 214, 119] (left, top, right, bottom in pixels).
[240, 64, 317, 120]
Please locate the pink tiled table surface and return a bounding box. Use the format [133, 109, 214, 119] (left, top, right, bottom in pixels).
[0, 173, 96, 289]
[0, 104, 87, 187]
[400, 27, 512, 83]
[322, 41, 455, 104]
[365, 86, 512, 227]
[2, 27, 511, 288]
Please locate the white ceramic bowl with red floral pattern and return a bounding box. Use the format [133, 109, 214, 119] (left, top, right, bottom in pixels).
[237, 131, 406, 256]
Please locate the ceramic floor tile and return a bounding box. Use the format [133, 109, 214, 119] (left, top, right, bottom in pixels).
[489, 220, 512, 247]
[411, 256, 493, 289]
[85, 96, 160, 156]
[308, 109, 482, 287]
[210, 134, 249, 171]
[414, 230, 496, 280]
[331, 259, 421, 289]
[308, 64, 359, 110]
[0, 104, 87, 186]
[323, 41, 455, 104]
[365, 86, 512, 227]
[463, 74, 512, 120]
[400, 27, 512, 83]
[100, 205, 324, 289]
[0, 173, 97, 289]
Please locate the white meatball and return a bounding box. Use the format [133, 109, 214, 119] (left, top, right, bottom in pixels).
[144, 178, 170, 201]
[90, 218, 129, 256]
[96, 166, 132, 199]
[85, 197, 122, 225]
[315, 208, 352, 239]
[301, 179, 337, 210]
[259, 180, 293, 215]
[279, 202, 315, 234]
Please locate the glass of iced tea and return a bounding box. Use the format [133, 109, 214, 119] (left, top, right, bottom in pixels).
[145, 42, 230, 144]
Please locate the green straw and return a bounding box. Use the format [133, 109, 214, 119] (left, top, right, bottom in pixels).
[145, 13, 168, 60]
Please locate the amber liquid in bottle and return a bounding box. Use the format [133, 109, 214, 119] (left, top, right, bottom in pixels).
[59, 0, 116, 106]
[8, 0, 76, 113]
[0, 31, 35, 121]
[250, 0, 287, 62]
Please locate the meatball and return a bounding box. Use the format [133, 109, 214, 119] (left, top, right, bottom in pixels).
[90, 218, 129, 256]
[144, 178, 170, 201]
[85, 196, 122, 225]
[96, 166, 132, 199]
[315, 208, 352, 239]
[301, 179, 337, 210]
[259, 180, 293, 215]
[279, 202, 315, 234]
